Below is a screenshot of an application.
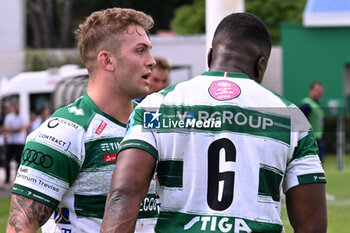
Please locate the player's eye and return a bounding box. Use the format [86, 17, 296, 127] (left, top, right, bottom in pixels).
[136, 48, 145, 54]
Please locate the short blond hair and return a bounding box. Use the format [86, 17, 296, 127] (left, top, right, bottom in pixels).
[75, 8, 154, 73]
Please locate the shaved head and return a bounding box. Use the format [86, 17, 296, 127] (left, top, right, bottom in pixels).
[208, 12, 272, 83]
[213, 12, 271, 56]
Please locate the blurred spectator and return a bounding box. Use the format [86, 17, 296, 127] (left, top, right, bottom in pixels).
[4, 100, 13, 115]
[299, 82, 325, 165]
[27, 111, 40, 134]
[3, 102, 27, 187]
[135, 56, 171, 103]
[39, 106, 51, 121]
[148, 56, 171, 93]
[0, 107, 5, 168]
[27, 107, 51, 134]
[299, 82, 336, 201]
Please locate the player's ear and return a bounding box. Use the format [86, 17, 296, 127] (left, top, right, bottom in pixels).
[97, 51, 115, 72]
[254, 56, 267, 84]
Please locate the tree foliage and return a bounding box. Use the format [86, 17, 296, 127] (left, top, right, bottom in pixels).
[27, 0, 74, 48]
[246, 0, 307, 44]
[71, 0, 193, 33]
[26, 0, 306, 48]
[171, 0, 307, 44]
[27, 0, 192, 48]
[170, 0, 205, 34]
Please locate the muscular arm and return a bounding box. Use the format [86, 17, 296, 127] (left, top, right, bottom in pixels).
[101, 148, 156, 233]
[285, 183, 327, 233]
[6, 194, 54, 233]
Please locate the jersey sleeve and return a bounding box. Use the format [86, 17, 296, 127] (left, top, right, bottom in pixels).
[12, 117, 85, 209]
[282, 107, 326, 193]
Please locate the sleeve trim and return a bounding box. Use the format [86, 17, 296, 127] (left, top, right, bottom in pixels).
[118, 139, 158, 160]
[12, 184, 59, 209]
[297, 173, 327, 184]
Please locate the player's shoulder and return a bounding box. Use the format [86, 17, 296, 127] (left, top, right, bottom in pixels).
[252, 83, 294, 108]
[51, 95, 96, 131]
[158, 81, 187, 97]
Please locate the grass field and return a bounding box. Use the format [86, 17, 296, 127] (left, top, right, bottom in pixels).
[0, 198, 11, 231]
[0, 155, 349, 232]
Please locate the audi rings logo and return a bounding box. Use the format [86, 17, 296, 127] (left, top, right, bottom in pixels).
[22, 149, 53, 168]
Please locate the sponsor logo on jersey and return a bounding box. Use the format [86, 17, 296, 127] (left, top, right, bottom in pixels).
[104, 153, 117, 163]
[19, 166, 28, 173]
[95, 121, 107, 135]
[68, 106, 84, 116]
[139, 193, 161, 216]
[101, 142, 120, 151]
[47, 118, 79, 130]
[60, 228, 72, 233]
[314, 175, 326, 182]
[17, 165, 61, 193]
[54, 207, 71, 225]
[16, 170, 38, 184]
[36, 132, 71, 151]
[22, 148, 53, 168]
[184, 216, 251, 232]
[209, 80, 241, 101]
[38, 179, 60, 192]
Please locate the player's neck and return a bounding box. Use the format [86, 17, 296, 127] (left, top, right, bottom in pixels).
[87, 88, 133, 124]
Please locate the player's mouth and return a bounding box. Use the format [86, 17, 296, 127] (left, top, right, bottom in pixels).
[142, 72, 152, 79]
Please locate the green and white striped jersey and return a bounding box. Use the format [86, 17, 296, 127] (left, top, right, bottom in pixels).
[119, 71, 326, 233]
[12, 93, 158, 233]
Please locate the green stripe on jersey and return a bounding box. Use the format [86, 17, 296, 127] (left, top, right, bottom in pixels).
[74, 194, 106, 219]
[12, 184, 60, 209]
[292, 131, 319, 161]
[21, 141, 81, 185]
[154, 211, 283, 233]
[157, 160, 183, 188]
[297, 173, 326, 184]
[258, 164, 283, 202]
[118, 139, 158, 160]
[83, 137, 123, 170]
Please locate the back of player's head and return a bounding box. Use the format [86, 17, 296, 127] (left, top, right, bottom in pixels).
[213, 12, 271, 56]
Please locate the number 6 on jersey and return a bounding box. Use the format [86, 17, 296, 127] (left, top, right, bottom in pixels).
[207, 138, 236, 211]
